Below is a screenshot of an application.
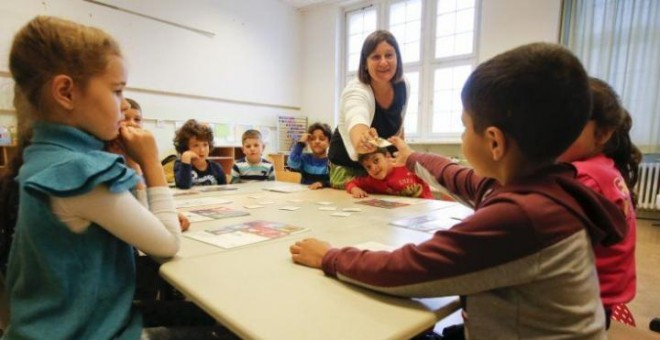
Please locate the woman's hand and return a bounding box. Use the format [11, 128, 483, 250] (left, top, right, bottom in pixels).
[289, 238, 331, 268]
[356, 128, 379, 154]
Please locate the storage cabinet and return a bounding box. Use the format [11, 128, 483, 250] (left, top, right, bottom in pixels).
[208, 146, 244, 175]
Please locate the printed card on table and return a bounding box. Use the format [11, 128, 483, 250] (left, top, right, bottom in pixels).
[389, 205, 474, 233]
[197, 185, 239, 192]
[262, 185, 307, 193]
[356, 198, 410, 209]
[184, 220, 308, 249]
[179, 205, 249, 223]
[174, 197, 232, 209]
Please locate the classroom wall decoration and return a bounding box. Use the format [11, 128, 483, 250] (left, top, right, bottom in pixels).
[277, 115, 307, 153]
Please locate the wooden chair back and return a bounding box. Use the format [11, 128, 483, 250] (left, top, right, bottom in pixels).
[275, 170, 301, 184]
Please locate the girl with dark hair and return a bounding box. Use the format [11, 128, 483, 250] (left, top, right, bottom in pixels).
[558, 77, 642, 327]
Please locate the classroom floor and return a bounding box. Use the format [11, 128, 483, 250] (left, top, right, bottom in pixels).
[629, 218, 660, 331]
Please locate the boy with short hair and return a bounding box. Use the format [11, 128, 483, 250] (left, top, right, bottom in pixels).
[231, 129, 275, 183]
[346, 147, 432, 199]
[290, 43, 627, 338]
[287, 122, 332, 189]
[173, 119, 227, 189]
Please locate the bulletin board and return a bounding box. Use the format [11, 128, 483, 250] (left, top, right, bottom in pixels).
[277, 116, 308, 153]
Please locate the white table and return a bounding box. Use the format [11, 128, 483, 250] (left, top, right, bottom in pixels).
[161, 182, 463, 338]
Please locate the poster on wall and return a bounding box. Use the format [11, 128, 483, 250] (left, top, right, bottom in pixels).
[277, 116, 308, 153]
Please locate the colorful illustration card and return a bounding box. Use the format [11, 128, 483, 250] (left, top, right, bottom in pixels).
[179, 205, 249, 223]
[356, 198, 410, 209]
[184, 220, 308, 249]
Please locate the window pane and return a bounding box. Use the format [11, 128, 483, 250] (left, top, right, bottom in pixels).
[437, 0, 456, 14]
[456, 0, 474, 10]
[455, 9, 474, 33]
[346, 8, 377, 72]
[432, 65, 472, 133]
[389, 0, 422, 63]
[403, 71, 420, 135]
[390, 2, 406, 25]
[435, 0, 475, 58]
[435, 36, 455, 58]
[454, 32, 473, 55]
[436, 13, 456, 37]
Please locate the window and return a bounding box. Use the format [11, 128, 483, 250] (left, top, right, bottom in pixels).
[561, 0, 660, 152]
[343, 0, 479, 142]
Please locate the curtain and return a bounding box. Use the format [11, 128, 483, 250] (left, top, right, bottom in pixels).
[561, 0, 660, 153]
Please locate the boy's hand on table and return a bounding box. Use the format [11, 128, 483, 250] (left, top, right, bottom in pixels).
[350, 187, 369, 198]
[308, 181, 324, 190]
[290, 238, 331, 269]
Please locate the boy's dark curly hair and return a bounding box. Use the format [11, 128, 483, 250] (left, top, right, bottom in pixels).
[308, 122, 332, 139]
[173, 119, 214, 154]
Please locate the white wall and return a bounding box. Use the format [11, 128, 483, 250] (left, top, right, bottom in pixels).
[0, 0, 304, 156]
[299, 0, 563, 157]
[0, 0, 563, 157]
[478, 0, 562, 62]
[300, 5, 341, 129]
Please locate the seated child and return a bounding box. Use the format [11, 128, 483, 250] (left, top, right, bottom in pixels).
[231, 129, 275, 183]
[173, 119, 227, 189]
[287, 122, 332, 189]
[290, 42, 628, 339]
[346, 147, 433, 199]
[557, 78, 641, 327]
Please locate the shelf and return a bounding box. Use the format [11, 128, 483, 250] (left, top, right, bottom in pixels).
[209, 146, 244, 175]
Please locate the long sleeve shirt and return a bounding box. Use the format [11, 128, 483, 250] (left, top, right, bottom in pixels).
[345, 165, 433, 198]
[321, 152, 627, 339]
[286, 142, 329, 186]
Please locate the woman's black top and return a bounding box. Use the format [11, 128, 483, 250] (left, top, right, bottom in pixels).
[328, 80, 407, 169]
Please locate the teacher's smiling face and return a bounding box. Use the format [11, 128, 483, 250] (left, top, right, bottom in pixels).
[366, 41, 398, 85]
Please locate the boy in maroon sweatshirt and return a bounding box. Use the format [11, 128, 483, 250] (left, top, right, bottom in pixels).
[290, 43, 627, 339]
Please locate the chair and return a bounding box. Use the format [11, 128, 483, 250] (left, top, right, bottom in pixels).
[275, 170, 301, 184]
[161, 155, 177, 184]
[267, 154, 285, 172]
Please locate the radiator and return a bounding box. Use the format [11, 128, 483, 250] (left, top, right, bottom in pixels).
[635, 161, 660, 210]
